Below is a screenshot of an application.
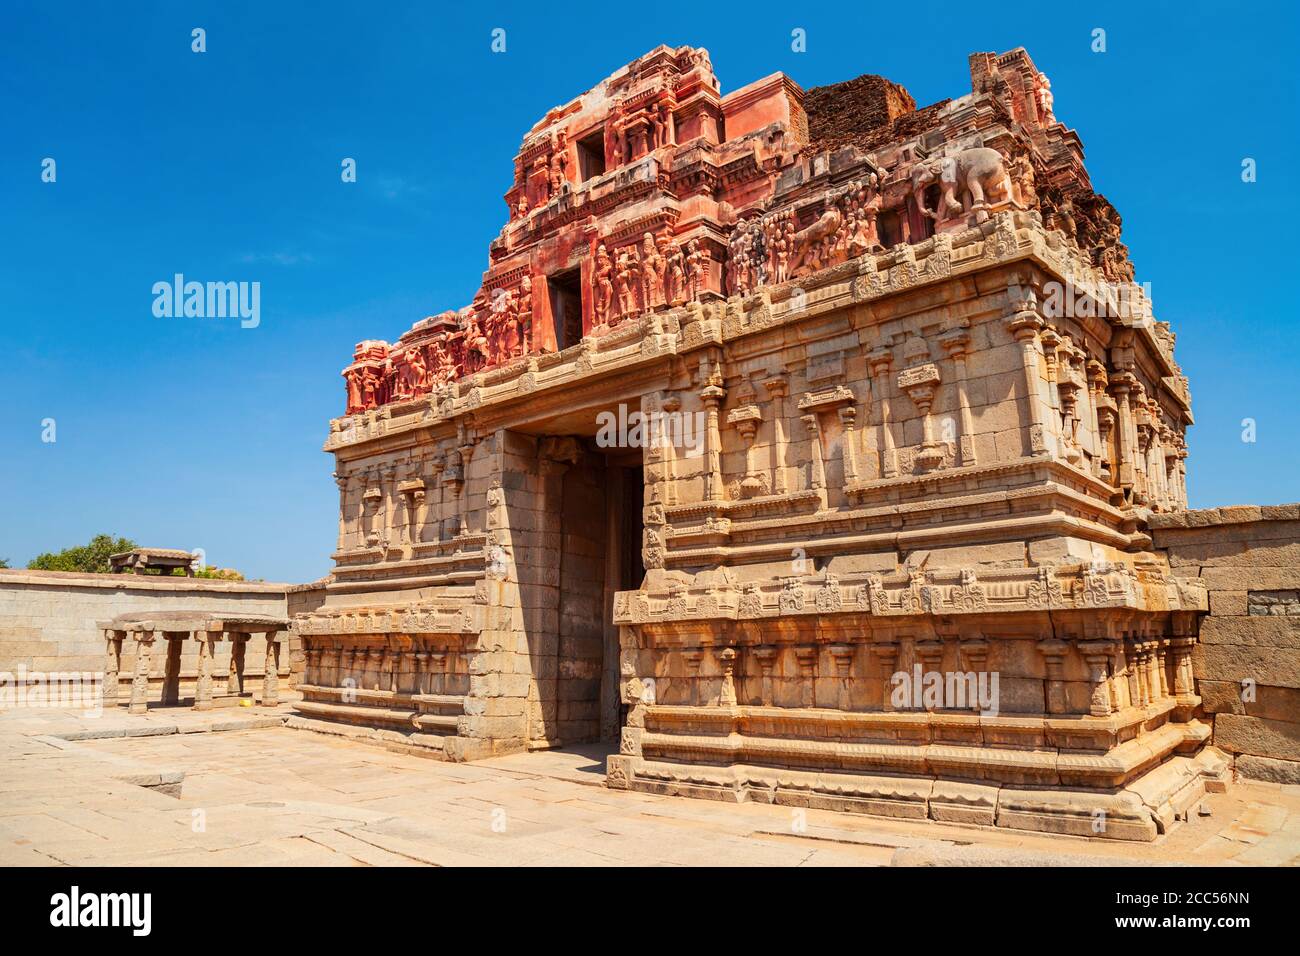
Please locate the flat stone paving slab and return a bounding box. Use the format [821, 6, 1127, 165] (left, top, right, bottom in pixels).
[0, 707, 1297, 866]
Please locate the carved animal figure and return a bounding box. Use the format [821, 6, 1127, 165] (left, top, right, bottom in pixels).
[787, 207, 842, 276]
[911, 146, 1012, 220]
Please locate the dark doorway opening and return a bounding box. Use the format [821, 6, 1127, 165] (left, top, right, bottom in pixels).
[577, 130, 607, 182]
[549, 268, 584, 350]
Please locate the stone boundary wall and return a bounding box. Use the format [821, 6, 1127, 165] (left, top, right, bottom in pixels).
[0, 570, 305, 704]
[1151, 504, 1300, 784]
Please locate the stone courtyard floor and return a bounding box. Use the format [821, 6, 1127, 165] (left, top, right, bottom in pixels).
[1, 705, 1297, 867]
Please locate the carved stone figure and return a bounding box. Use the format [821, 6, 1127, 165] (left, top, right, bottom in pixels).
[911, 146, 1013, 221]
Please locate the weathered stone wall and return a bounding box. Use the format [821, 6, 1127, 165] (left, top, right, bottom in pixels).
[0, 570, 298, 702]
[1151, 505, 1300, 784]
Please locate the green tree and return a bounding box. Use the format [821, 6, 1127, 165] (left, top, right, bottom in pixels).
[27, 534, 137, 574]
[0, 558, 10, 569]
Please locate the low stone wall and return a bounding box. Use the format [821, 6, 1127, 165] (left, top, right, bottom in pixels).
[0, 570, 302, 704]
[1151, 504, 1300, 784]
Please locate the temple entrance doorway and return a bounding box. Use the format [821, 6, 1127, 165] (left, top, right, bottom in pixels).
[516, 424, 643, 750]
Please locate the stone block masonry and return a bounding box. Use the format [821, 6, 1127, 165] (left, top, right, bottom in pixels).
[1151, 505, 1300, 784]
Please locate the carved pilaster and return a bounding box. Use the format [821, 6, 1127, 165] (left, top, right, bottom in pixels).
[1038, 639, 1068, 715]
[762, 377, 788, 494]
[1004, 285, 1048, 456]
[868, 348, 897, 478]
[939, 327, 976, 467]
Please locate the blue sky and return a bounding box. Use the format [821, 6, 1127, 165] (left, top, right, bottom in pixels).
[2, 1, 1296, 582]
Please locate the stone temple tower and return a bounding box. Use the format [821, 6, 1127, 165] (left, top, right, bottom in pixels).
[297, 45, 1219, 841]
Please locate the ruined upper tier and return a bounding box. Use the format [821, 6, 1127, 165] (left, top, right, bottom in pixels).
[340, 45, 1153, 416]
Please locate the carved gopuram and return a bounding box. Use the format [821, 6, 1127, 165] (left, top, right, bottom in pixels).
[299, 45, 1224, 840]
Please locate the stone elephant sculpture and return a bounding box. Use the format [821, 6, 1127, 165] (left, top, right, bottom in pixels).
[911, 146, 1012, 220]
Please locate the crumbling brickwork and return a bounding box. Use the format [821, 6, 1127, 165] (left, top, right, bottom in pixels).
[804, 73, 918, 153]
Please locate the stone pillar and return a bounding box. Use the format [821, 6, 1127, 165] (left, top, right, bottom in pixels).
[414, 650, 429, 695]
[262, 633, 281, 706]
[1170, 637, 1195, 696]
[1085, 360, 1107, 477]
[1155, 639, 1170, 698]
[1038, 639, 1068, 715]
[657, 392, 681, 505]
[377, 466, 394, 544]
[1005, 295, 1048, 457]
[1109, 372, 1138, 495]
[334, 473, 350, 551]
[129, 630, 154, 715]
[1039, 327, 1063, 449]
[916, 640, 944, 710]
[755, 646, 779, 706]
[103, 630, 123, 708]
[228, 634, 247, 698]
[431, 651, 448, 696]
[868, 348, 897, 477]
[829, 644, 854, 711]
[871, 642, 900, 710]
[1108, 639, 1131, 710]
[794, 646, 817, 708]
[1080, 641, 1114, 717]
[717, 647, 737, 707]
[802, 413, 826, 504]
[763, 378, 788, 494]
[1146, 639, 1164, 702]
[700, 375, 726, 502]
[1134, 641, 1151, 706]
[940, 328, 977, 466]
[456, 440, 474, 537]
[961, 637, 989, 713]
[683, 649, 705, 706]
[838, 406, 859, 486]
[195, 631, 216, 711]
[161, 634, 183, 706]
[1123, 635, 1143, 707]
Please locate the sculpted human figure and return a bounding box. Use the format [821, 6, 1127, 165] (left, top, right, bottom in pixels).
[654, 234, 671, 306]
[1036, 73, 1055, 123]
[609, 106, 626, 167]
[516, 274, 533, 351]
[614, 248, 635, 319]
[685, 240, 706, 301]
[593, 243, 614, 324]
[429, 340, 452, 384]
[408, 347, 428, 392]
[344, 368, 363, 413]
[465, 311, 489, 370]
[640, 232, 661, 308]
[1007, 152, 1036, 206]
[549, 130, 569, 195]
[726, 232, 741, 295]
[667, 240, 687, 305]
[360, 367, 380, 410]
